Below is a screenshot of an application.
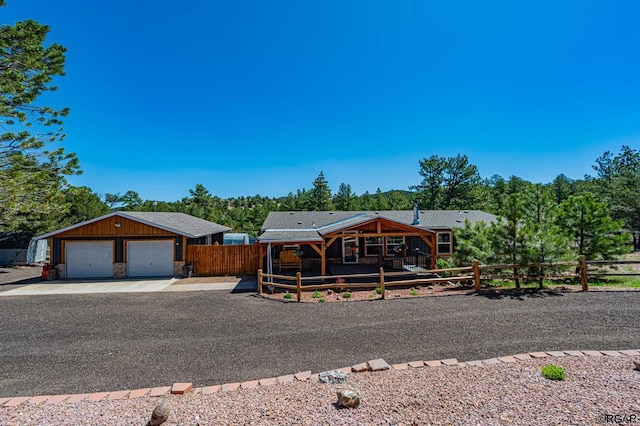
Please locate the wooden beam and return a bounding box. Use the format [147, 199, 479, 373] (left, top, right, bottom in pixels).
[326, 236, 339, 249]
[308, 243, 322, 256]
[321, 242, 326, 276]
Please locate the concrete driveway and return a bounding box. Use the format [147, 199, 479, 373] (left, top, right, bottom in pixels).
[0, 278, 177, 296]
[0, 278, 257, 296]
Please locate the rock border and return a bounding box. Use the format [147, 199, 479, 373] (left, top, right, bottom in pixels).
[2, 349, 639, 408]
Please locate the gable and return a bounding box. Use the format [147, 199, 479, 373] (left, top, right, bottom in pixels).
[50, 215, 180, 238]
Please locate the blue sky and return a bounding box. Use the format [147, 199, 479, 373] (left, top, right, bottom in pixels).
[4, 1, 640, 201]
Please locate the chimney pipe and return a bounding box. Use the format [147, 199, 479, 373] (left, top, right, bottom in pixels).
[412, 203, 420, 225]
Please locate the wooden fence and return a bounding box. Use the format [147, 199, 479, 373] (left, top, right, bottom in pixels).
[257, 256, 602, 302]
[186, 244, 261, 276]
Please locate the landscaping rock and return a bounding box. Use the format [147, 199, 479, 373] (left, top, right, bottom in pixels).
[319, 370, 347, 384]
[336, 387, 361, 408]
[634, 360, 640, 371]
[147, 403, 170, 426]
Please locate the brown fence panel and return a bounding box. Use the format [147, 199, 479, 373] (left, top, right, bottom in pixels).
[186, 245, 261, 276]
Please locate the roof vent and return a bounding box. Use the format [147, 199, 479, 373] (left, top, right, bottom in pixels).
[412, 203, 420, 225]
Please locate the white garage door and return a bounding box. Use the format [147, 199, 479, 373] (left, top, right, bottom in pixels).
[127, 241, 174, 277]
[66, 241, 114, 279]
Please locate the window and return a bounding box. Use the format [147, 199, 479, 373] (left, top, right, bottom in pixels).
[386, 236, 405, 255]
[365, 237, 383, 256]
[437, 232, 452, 255]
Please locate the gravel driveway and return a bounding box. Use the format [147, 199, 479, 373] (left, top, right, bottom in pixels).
[1, 288, 639, 398]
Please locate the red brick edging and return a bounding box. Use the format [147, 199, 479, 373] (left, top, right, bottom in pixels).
[2, 349, 639, 408]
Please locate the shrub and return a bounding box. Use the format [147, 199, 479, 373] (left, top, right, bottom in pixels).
[283, 292, 293, 300]
[541, 364, 565, 381]
[409, 288, 418, 296]
[375, 287, 382, 294]
[343, 292, 352, 299]
[318, 298, 326, 303]
[436, 258, 453, 277]
[312, 290, 322, 299]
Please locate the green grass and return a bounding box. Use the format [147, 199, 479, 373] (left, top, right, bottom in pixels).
[485, 276, 640, 289]
[586, 277, 640, 288]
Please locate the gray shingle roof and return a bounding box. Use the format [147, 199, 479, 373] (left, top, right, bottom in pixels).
[37, 212, 231, 239]
[120, 212, 231, 237]
[258, 210, 498, 242]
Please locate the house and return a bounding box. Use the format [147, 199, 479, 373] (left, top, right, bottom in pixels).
[257, 207, 497, 275]
[35, 212, 230, 279]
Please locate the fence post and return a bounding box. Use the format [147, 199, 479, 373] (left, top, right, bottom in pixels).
[296, 272, 302, 302]
[473, 260, 481, 292]
[257, 269, 263, 294]
[379, 267, 385, 299]
[579, 255, 588, 291]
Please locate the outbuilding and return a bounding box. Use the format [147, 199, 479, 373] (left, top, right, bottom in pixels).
[36, 212, 230, 279]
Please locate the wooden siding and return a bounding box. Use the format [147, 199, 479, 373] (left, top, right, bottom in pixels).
[54, 216, 179, 238]
[186, 245, 261, 276]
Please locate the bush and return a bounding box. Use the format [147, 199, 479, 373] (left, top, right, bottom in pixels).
[541, 364, 565, 381]
[318, 298, 326, 303]
[283, 292, 293, 300]
[312, 290, 322, 299]
[375, 287, 382, 294]
[409, 288, 418, 296]
[436, 258, 452, 269]
[436, 258, 453, 277]
[343, 292, 352, 299]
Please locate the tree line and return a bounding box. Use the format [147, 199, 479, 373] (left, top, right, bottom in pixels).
[1, 1, 638, 266]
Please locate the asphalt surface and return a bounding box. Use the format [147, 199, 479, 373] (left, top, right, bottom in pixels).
[1, 289, 639, 398]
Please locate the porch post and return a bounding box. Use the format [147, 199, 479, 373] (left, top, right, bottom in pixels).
[321, 240, 326, 276]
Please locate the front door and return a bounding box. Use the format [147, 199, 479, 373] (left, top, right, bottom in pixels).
[342, 236, 359, 264]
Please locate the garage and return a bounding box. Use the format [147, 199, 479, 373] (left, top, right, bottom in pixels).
[66, 241, 114, 279]
[37, 211, 231, 279]
[127, 241, 174, 277]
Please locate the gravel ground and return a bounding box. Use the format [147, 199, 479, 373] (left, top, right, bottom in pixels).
[1, 356, 639, 425]
[0, 266, 41, 290]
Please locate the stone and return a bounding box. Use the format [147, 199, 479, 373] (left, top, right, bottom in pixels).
[148, 403, 171, 426]
[336, 387, 361, 409]
[319, 370, 348, 384]
[633, 360, 640, 371]
[367, 358, 390, 371]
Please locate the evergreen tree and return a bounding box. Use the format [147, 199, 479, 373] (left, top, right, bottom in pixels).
[305, 171, 333, 211]
[556, 194, 629, 260]
[522, 185, 573, 288]
[592, 145, 640, 249]
[412, 154, 482, 210]
[452, 220, 494, 266]
[490, 192, 527, 288]
[58, 186, 110, 227]
[333, 183, 358, 210]
[0, 3, 80, 231]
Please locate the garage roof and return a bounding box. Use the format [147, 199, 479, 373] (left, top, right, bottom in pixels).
[37, 212, 231, 239]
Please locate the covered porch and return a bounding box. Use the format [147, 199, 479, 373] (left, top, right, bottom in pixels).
[259, 217, 436, 276]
